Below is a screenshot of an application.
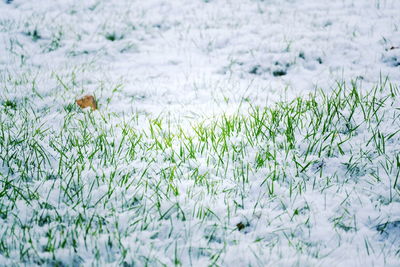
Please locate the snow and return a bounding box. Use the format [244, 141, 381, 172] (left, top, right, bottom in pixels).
[0, 0, 400, 266]
[1, 0, 398, 117]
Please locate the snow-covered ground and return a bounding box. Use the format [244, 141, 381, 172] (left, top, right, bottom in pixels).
[0, 0, 400, 266]
[1, 0, 399, 117]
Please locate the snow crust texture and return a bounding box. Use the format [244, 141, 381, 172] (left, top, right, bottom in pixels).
[1, 0, 399, 116]
[0, 0, 400, 266]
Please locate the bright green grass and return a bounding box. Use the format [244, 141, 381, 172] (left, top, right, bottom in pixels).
[0, 79, 399, 265]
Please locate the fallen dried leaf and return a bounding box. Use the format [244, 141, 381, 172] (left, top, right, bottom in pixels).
[76, 95, 97, 110]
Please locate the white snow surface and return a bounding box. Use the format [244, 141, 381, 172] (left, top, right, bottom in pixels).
[1, 0, 399, 117]
[0, 0, 400, 266]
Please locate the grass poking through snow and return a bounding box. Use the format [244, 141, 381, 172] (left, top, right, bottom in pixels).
[0, 79, 400, 265]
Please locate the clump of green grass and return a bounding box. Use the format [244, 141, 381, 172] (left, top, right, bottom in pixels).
[2, 100, 17, 110]
[105, 32, 124, 42]
[45, 30, 63, 52]
[272, 69, 287, 77]
[24, 28, 41, 42]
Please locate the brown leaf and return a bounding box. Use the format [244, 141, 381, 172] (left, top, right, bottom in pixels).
[76, 95, 97, 110]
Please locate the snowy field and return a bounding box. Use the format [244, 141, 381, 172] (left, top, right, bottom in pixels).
[0, 0, 400, 266]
